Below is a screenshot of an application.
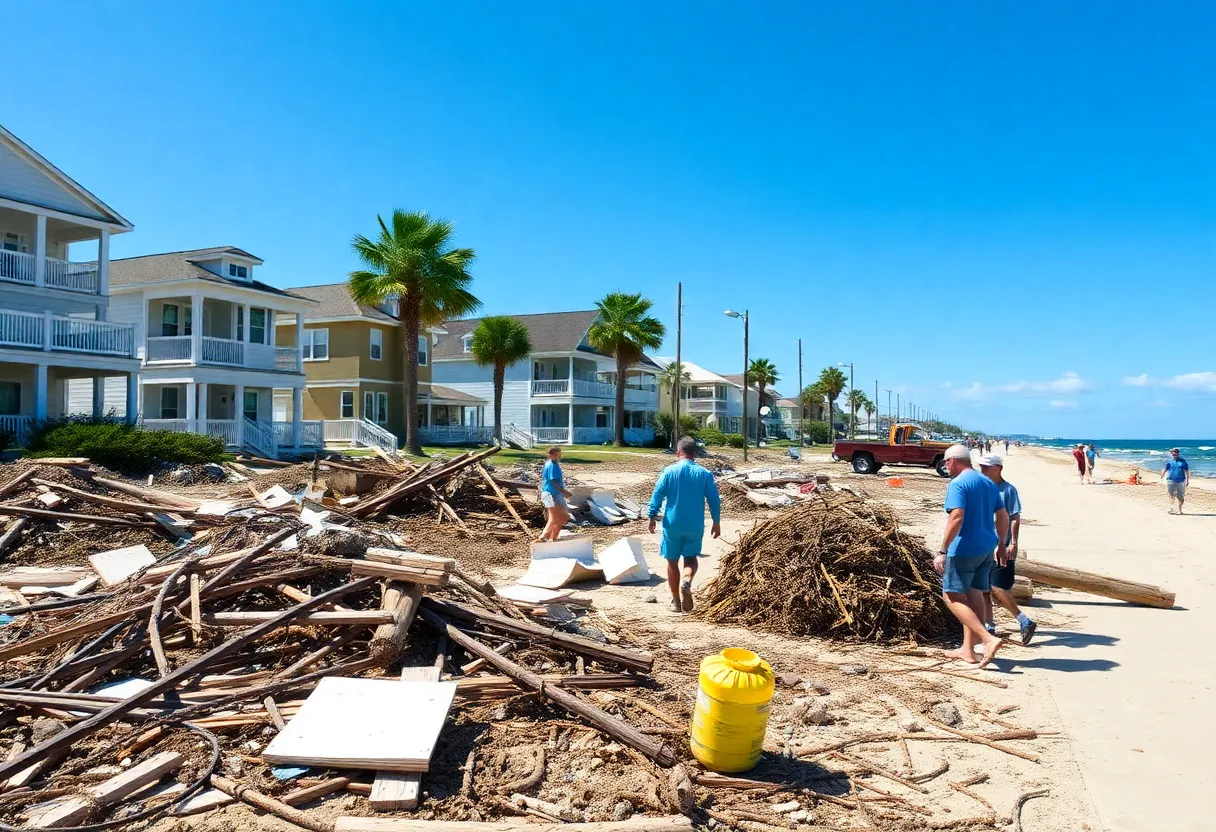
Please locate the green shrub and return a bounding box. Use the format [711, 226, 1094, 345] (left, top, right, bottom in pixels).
[694, 425, 728, 446]
[649, 411, 700, 447]
[723, 433, 746, 448]
[25, 417, 225, 473]
[800, 420, 832, 444]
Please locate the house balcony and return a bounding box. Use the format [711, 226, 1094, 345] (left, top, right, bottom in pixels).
[683, 398, 729, 413]
[0, 308, 135, 357]
[0, 250, 99, 294]
[530, 378, 617, 398]
[144, 336, 300, 372]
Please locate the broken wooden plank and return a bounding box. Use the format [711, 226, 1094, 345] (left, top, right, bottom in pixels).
[349, 560, 450, 587]
[369, 666, 441, 811]
[28, 751, 184, 827]
[369, 582, 424, 667]
[201, 610, 394, 627]
[69, 471, 198, 509]
[31, 478, 190, 514]
[0, 504, 148, 526]
[211, 775, 332, 832]
[335, 817, 695, 832]
[0, 567, 92, 588]
[282, 776, 352, 806]
[88, 544, 156, 586]
[475, 464, 531, 534]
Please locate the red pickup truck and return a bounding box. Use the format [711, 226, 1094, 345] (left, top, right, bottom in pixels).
[832, 423, 952, 476]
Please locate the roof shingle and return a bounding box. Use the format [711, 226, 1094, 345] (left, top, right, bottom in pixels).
[286, 283, 397, 323]
[109, 248, 310, 301]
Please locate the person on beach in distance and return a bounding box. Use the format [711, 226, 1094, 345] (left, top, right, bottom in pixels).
[1072, 443, 1087, 483]
[936, 444, 1008, 667]
[1085, 443, 1099, 484]
[1161, 447, 1190, 515]
[648, 436, 722, 614]
[1004, 438, 1009, 454]
[538, 446, 573, 541]
[978, 454, 1036, 645]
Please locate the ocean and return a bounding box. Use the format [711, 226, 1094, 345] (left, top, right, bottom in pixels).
[1030, 439, 1216, 479]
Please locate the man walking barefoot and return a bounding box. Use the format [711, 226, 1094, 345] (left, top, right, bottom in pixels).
[648, 437, 722, 613]
[936, 445, 1008, 667]
[979, 454, 1036, 645]
[1161, 448, 1190, 515]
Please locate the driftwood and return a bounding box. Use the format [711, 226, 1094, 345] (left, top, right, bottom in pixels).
[0, 504, 150, 526]
[1016, 557, 1174, 608]
[335, 819, 694, 832]
[30, 478, 190, 514]
[475, 464, 531, 534]
[212, 775, 335, 832]
[353, 446, 500, 518]
[68, 469, 198, 509]
[369, 582, 424, 666]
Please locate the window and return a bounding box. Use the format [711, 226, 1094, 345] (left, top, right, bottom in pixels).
[364, 391, 388, 425]
[595, 407, 610, 428]
[370, 329, 383, 360]
[340, 390, 355, 419]
[417, 335, 428, 365]
[0, 381, 20, 415]
[2, 232, 29, 253]
[243, 390, 259, 422]
[461, 334, 473, 354]
[363, 391, 374, 421]
[376, 392, 388, 425]
[249, 308, 267, 344]
[228, 264, 248, 279]
[160, 387, 179, 419]
[302, 328, 329, 361]
[417, 404, 429, 427]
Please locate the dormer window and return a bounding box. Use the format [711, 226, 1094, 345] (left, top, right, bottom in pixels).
[461, 334, 473, 353]
[228, 264, 249, 280]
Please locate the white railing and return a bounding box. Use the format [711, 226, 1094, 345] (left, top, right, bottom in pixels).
[243, 418, 278, 458]
[273, 420, 323, 448]
[274, 347, 299, 371]
[419, 425, 493, 445]
[51, 317, 134, 356]
[624, 387, 657, 403]
[501, 423, 534, 449]
[533, 427, 570, 443]
[146, 336, 192, 362]
[573, 427, 612, 444]
[683, 399, 728, 413]
[323, 420, 357, 444]
[572, 378, 616, 398]
[0, 250, 35, 285]
[355, 419, 397, 452]
[0, 309, 43, 348]
[141, 419, 190, 433]
[201, 336, 243, 366]
[44, 259, 98, 293]
[531, 379, 570, 395]
[0, 415, 33, 447]
[203, 419, 239, 448]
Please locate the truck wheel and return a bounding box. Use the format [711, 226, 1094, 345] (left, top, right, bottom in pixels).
[934, 458, 949, 477]
[831, 453, 840, 462]
[852, 454, 877, 474]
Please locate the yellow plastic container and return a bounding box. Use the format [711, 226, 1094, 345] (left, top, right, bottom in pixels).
[690, 648, 775, 772]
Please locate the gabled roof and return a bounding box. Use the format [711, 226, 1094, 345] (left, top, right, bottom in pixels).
[434, 310, 603, 359]
[286, 283, 398, 323]
[651, 358, 730, 384]
[109, 248, 312, 301]
[776, 397, 801, 408]
[0, 123, 133, 228]
[722, 374, 781, 397]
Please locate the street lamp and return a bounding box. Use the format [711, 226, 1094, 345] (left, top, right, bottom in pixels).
[883, 389, 892, 435]
[837, 362, 854, 439]
[724, 310, 749, 462]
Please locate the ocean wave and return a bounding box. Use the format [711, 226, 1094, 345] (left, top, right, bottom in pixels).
[1198, 446, 1214, 451]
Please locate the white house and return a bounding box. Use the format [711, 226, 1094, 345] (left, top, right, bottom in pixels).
[0, 123, 140, 446]
[431, 311, 661, 445]
[94, 247, 319, 457]
[652, 359, 767, 436]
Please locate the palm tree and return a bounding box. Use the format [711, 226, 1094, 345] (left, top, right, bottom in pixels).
[349, 210, 481, 456]
[587, 292, 666, 446]
[747, 358, 780, 409]
[863, 399, 876, 435]
[816, 367, 848, 438]
[469, 316, 532, 444]
[800, 382, 826, 422]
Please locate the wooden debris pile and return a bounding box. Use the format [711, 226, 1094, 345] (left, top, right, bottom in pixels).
[696, 492, 952, 642]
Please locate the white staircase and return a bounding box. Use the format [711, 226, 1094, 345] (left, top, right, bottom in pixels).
[243, 418, 279, 459]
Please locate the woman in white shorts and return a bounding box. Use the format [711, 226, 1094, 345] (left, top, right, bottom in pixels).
[539, 446, 572, 541]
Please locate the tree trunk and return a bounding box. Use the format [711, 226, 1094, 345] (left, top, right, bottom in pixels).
[401, 293, 423, 457]
[493, 363, 505, 443]
[613, 354, 626, 446]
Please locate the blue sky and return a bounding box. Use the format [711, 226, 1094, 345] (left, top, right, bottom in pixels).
[4, 1, 1213, 437]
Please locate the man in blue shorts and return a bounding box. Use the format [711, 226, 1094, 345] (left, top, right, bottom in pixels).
[648, 436, 721, 613]
[1161, 448, 1190, 515]
[979, 454, 1036, 645]
[937, 445, 1009, 667]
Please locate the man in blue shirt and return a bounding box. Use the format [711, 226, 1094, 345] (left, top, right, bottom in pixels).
[648, 437, 722, 613]
[979, 454, 1036, 645]
[1161, 448, 1190, 515]
[937, 445, 1009, 667]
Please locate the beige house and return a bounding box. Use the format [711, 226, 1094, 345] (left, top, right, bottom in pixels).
[276, 284, 487, 448]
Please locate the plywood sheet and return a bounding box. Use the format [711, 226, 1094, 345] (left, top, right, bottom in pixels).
[529, 537, 595, 564]
[517, 558, 602, 589]
[599, 537, 650, 584]
[88, 544, 155, 586]
[263, 677, 456, 772]
[494, 585, 574, 604]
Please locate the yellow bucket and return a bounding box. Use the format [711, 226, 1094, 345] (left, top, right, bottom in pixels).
[690, 648, 775, 772]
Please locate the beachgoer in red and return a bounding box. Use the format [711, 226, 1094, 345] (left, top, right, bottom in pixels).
[1072, 444, 1087, 483]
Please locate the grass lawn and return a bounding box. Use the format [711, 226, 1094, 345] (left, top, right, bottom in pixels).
[389, 443, 665, 466]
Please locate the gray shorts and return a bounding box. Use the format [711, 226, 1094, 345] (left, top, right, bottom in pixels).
[1167, 481, 1187, 499]
[540, 491, 569, 510]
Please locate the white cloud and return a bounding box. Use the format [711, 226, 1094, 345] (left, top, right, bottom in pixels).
[950, 372, 1091, 401]
[1148, 398, 1170, 408]
[1124, 373, 1150, 387]
[1049, 400, 1077, 409]
[1162, 372, 1216, 393]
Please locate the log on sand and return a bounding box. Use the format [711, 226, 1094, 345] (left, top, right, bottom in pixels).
[1015, 557, 1174, 608]
[335, 817, 694, 832]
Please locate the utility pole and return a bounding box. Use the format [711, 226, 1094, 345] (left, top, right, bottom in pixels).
[724, 309, 749, 462]
[884, 389, 892, 433]
[897, 393, 900, 422]
[797, 339, 803, 446]
[672, 282, 682, 451]
[874, 380, 878, 437]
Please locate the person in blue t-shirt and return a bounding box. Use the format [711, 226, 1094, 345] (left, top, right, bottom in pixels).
[539, 446, 573, 541]
[1161, 448, 1190, 514]
[937, 445, 1009, 667]
[979, 454, 1036, 645]
[648, 436, 721, 613]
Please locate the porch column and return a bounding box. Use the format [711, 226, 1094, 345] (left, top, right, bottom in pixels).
[241, 304, 250, 342]
[141, 301, 151, 362]
[33, 215, 46, 288]
[34, 364, 48, 421]
[125, 373, 138, 423]
[234, 384, 245, 447]
[568, 356, 574, 388]
[292, 386, 304, 449]
[97, 229, 110, 297]
[185, 383, 197, 432]
[92, 376, 105, 418]
[568, 401, 574, 444]
[294, 314, 304, 372]
[426, 396, 432, 429]
[197, 383, 209, 430]
[190, 294, 203, 363]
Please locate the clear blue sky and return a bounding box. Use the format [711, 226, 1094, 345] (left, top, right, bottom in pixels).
[5, 2, 1213, 437]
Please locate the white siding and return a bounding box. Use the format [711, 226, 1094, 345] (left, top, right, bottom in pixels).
[431, 359, 530, 428]
[65, 377, 127, 417]
[0, 291, 100, 318]
[0, 140, 106, 220]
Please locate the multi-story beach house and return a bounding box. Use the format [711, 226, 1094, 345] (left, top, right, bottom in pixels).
[274, 283, 487, 449]
[0, 124, 140, 446]
[653, 359, 764, 436]
[431, 311, 660, 445]
[88, 247, 319, 457]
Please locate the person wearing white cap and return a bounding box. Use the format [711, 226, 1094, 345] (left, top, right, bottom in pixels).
[936, 444, 1009, 667]
[978, 454, 1036, 645]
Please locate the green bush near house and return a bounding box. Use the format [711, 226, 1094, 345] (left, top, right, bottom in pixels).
[723, 433, 746, 448]
[800, 420, 833, 444]
[24, 417, 225, 473]
[648, 412, 699, 448]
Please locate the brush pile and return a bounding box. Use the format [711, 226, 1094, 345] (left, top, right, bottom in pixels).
[696, 492, 951, 642]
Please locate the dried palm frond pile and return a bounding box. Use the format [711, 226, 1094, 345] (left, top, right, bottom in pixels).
[696, 492, 951, 642]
